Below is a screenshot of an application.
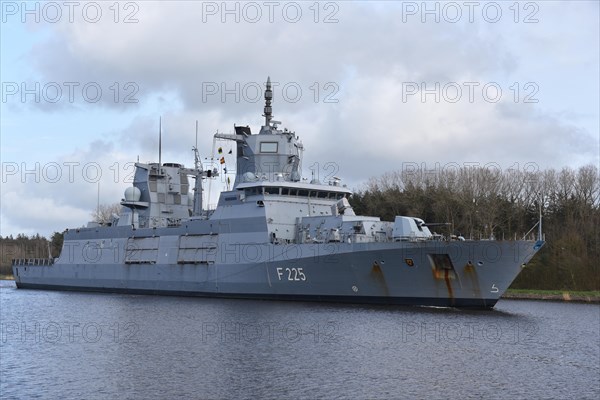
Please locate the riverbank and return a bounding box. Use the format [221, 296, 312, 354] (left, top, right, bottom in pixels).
[502, 289, 600, 303]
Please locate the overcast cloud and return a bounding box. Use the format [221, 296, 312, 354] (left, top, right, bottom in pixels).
[1, 0, 598, 237]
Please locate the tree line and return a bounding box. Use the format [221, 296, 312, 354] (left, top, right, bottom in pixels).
[0, 233, 63, 276]
[0, 204, 120, 276]
[349, 164, 599, 291]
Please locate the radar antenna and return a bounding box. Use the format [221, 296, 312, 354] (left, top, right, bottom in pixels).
[263, 76, 273, 126]
[193, 120, 201, 172]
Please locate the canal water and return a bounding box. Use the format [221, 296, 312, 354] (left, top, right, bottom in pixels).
[1, 280, 598, 399]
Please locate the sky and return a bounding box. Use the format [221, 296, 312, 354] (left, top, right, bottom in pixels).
[1, 0, 599, 238]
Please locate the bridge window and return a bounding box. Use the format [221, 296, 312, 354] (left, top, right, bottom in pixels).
[272, 187, 347, 199]
[260, 142, 278, 153]
[264, 187, 280, 195]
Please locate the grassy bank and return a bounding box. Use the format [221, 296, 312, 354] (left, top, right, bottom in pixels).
[0, 274, 14, 280]
[503, 289, 600, 303]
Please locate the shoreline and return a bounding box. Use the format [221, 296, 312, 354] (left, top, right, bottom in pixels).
[2, 276, 598, 303]
[502, 290, 600, 304]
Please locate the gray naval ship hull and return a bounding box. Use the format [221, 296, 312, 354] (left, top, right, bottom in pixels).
[13, 226, 542, 309]
[12, 78, 545, 308]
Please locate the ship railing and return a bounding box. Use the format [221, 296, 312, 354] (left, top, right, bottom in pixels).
[167, 218, 182, 227]
[12, 258, 55, 266]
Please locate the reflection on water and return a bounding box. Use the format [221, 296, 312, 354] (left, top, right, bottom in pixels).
[1, 280, 598, 399]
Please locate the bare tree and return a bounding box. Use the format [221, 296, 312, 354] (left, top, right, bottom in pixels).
[91, 203, 122, 224]
[575, 165, 599, 208]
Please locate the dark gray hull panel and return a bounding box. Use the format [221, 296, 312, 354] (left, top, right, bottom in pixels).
[13, 282, 497, 308]
[13, 240, 542, 309]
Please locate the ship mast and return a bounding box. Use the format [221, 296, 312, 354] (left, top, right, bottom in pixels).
[263, 76, 273, 127]
[158, 116, 162, 167]
[192, 120, 203, 216]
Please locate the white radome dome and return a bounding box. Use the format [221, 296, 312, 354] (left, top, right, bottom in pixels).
[243, 172, 257, 182]
[124, 186, 141, 202]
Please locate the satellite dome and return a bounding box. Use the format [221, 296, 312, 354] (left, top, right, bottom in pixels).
[243, 172, 257, 182]
[124, 186, 141, 201]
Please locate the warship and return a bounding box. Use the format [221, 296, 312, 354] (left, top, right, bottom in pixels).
[12, 78, 544, 308]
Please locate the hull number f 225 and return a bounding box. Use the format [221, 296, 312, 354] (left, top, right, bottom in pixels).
[276, 267, 306, 281]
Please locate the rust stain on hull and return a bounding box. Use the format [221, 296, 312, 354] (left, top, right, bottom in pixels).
[370, 262, 390, 297]
[444, 269, 454, 300]
[464, 262, 482, 299]
[431, 268, 455, 305]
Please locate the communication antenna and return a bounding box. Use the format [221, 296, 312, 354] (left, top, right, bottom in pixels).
[193, 120, 201, 172]
[158, 116, 162, 167]
[96, 181, 100, 222]
[263, 76, 273, 126]
[192, 120, 203, 217]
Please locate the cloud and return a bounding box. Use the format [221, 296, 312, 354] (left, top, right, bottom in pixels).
[23, 2, 523, 109]
[1, 139, 133, 237]
[1, 1, 598, 237]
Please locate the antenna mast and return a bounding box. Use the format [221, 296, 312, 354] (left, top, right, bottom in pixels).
[263, 76, 273, 126]
[194, 120, 200, 170]
[192, 120, 203, 217]
[96, 181, 100, 222]
[158, 116, 162, 167]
